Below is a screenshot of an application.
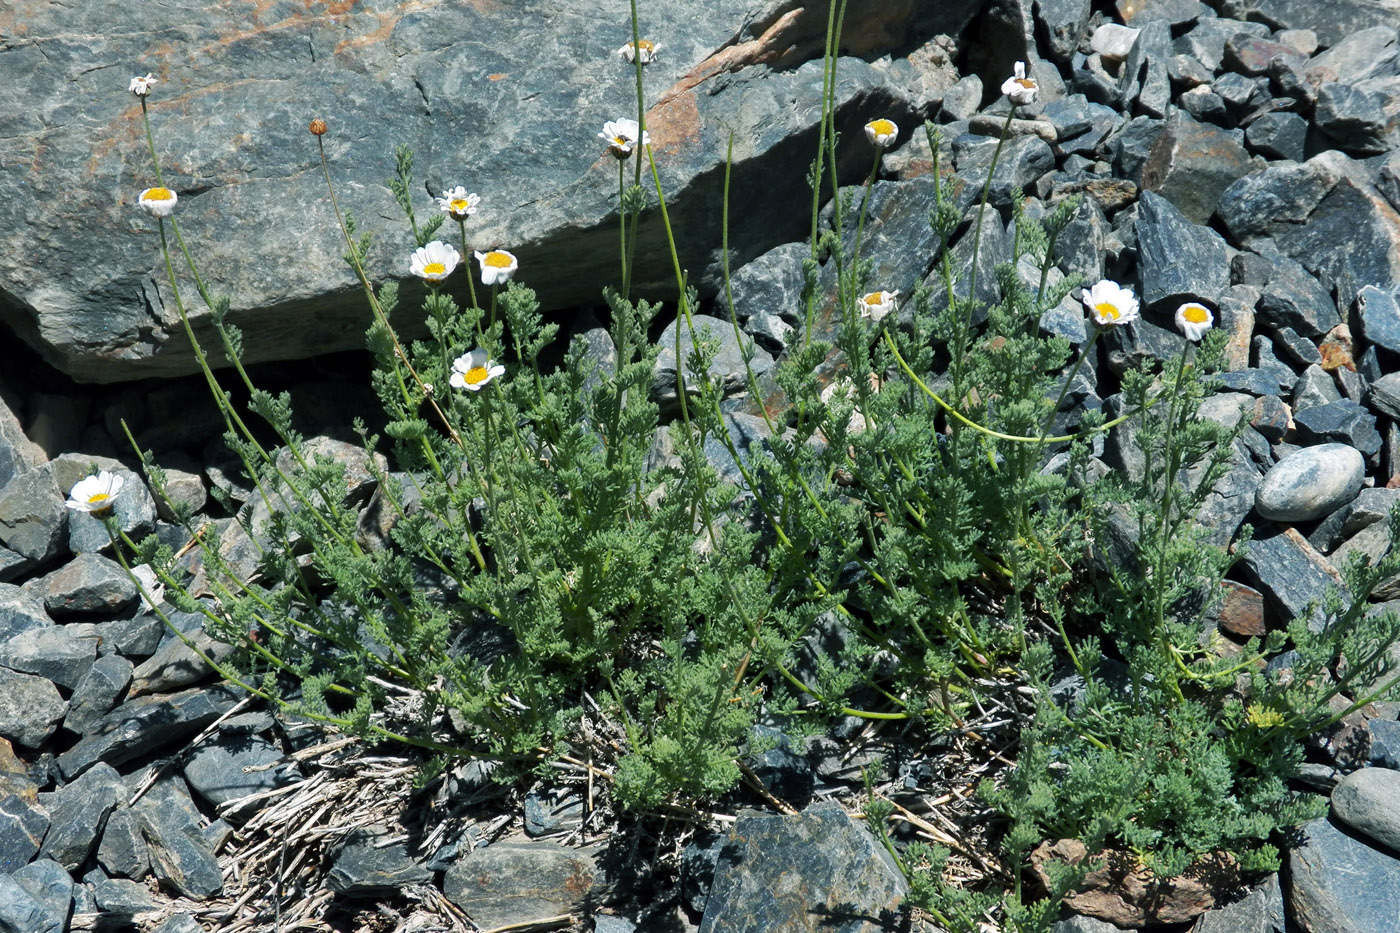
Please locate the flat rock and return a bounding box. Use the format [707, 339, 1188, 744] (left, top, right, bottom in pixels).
[442, 841, 606, 929]
[326, 827, 433, 896]
[35, 762, 122, 872]
[1255, 443, 1365, 522]
[1289, 815, 1400, 933]
[1, 0, 976, 383]
[182, 734, 301, 808]
[40, 552, 139, 616]
[698, 801, 906, 933]
[1239, 0, 1400, 48]
[57, 683, 244, 779]
[1134, 189, 1229, 312]
[0, 667, 67, 750]
[0, 625, 98, 691]
[1331, 767, 1400, 853]
[135, 776, 223, 900]
[1140, 111, 1252, 225]
[1238, 527, 1348, 632]
[6, 859, 71, 933]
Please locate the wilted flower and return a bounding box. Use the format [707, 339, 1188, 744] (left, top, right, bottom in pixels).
[616, 39, 659, 64]
[1175, 302, 1215, 341]
[449, 348, 506, 391]
[475, 249, 518, 285]
[409, 240, 460, 283]
[308, 118, 328, 136]
[1001, 61, 1039, 106]
[864, 118, 899, 148]
[66, 471, 124, 514]
[129, 74, 157, 97]
[436, 186, 480, 221]
[138, 187, 178, 218]
[857, 289, 899, 322]
[1083, 279, 1140, 327]
[599, 118, 650, 159]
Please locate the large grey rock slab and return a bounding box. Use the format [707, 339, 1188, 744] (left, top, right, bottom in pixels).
[698, 801, 906, 933]
[35, 762, 122, 872]
[1237, 0, 1400, 49]
[0, 624, 98, 691]
[1238, 527, 1348, 632]
[56, 684, 244, 779]
[4, 859, 70, 933]
[1134, 189, 1228, 312]
[442, 841, 607, 929]
[134, 776, 223, 900]
[1288, 815, 1400, 933]
[0, 0, 977, 384]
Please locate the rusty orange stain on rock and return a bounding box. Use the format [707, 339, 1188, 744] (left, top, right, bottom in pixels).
[488, 73, 508, 81]
[646, 90, 701, 152]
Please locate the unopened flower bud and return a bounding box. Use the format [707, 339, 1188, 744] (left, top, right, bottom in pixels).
[309, 118, 328, 136]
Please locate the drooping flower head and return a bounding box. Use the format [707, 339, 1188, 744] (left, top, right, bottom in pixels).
[864, 118, 899, 148]
[409, 240, 460, 283]
[1175, 302, 1215, 341]
[436, 186, 480, 221]
[449, 348, 506, 392]
[616, 39, 659, 64]
[1083, 279, 1140, 327]
[129, 74, 158, 97]
[67, 471, 125, 514]
[138, 187, 178, 218]
[1001, 61, 1039, 106]
[858, 289, 899, 322]
[599, 118, 650, 160]
[475, 249, 518, 286]
[308, 118, 328, 136]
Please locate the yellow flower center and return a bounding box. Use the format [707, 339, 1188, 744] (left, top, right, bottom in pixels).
[450, 199, 471, 212]
[869, 120, 894, 136]
[864, 292, 885, 305]
[1095, 302, 1121, 321]
[484, 252, 513, 268]
[1183, 305, 1209, 323]
[1015, 78, 1036, 89]
[464, 366, 490, 385]
[144, 187, 174, 201]
[423, 262, 446, 276]
[638, 39, 655, 52]
[86, 493, 111, 505]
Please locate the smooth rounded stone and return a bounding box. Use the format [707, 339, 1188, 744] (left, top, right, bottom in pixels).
[1255, 444, 1364, 522]
[182, 735, 301, 808]
[1090, 23, 1139, 61]
[1331, 767, 1400, 852]
[698, 802, 905, 933]
[1289, 815, 1400, 933]
[40, 552, 138, 616]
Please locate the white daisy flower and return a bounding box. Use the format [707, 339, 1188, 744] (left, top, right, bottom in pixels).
[1082, 279, 1140, 327]
[599, 118, 650, 159]
[857, 289, 899, 322]
[864, 118, 899, 148]
[449, 348, 505, 392]
[137, 187, 178, 218]
[66, 471, 125, 514]
[409, 240, 460, 282]
[475, 249, 518, 285]
[1175, 302, 1215, 341]
[129, 74, 158, 97]
[1001, 61, 1039, 106]
[616, 39, 659, 64]
[436, 186, 480, 221]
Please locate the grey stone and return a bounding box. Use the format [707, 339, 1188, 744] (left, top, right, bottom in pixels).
[1135, 190, 1229, 312]
[3, 0, 970, 384]
[1037, 0, 1093, 63]
[744, 312, 794, 354]
[0, 874, 50, 933]
[938, 74, 983, 124]
[442, 841, 606, 929]
[1331, 767, 1400, 852]
[1289, 816, 1400, 933]
[90, 876, 156, 916]
[182, 734, 301, 808]
[326, 828, 432, 896]
[1180, 86, 1229, 124]
[8, 859, 70, 933]
[1053, 916, 1129, 933]
[1091, 24, 1141, 62]
[1041, 95, 1095, 143]
[1119, 19, 1173, 117]
[36, 762, 122, 871]
[151, 914, 204, 933]
[1175, 17, 1270, 72]
[93, 610, 164, 659]
[1292, 364, 1341, 412]
[0, 382, 45, 494]
[64, 654, 133, 736]
[150, 455, 208, 523]
[1048, 196, 1107, 292]
[1245, 111, 1308, 161]
[96, 808, 150, 880]
[1256, 444, 1364, 523]
[1168, 52, 1214, 90]
[57, 683, 243, 779]
[1223, 34, 1306, 77]
[594, 916, 638, 933]
[1218, 369, 1282, 397]
[728, 242, 808, 327]
[1212, 72, 1260, 115]
[1304, 26, 1400, 87]
[0, 667, 66, 749]
[1194, 873, 1286, 933]
[128, 610, 234, 697]
[1370, 718, 1400, 770]
[1251, 394, 1290, 442]
[1315, 83, 1392, 155]
[1238, 527, 1347, 632]
[1115, 0, 1207, 27]
[1109, 115, 1166, 184]
[523, 787, 585, 838]
[1251, 253, 1339, 339]
[0, 466, 66, 564]
[652, 315, 774, 411]
[1056, 102, 1119, 156]
[40, 552, 139, 616]
[951, 133, 1057, 208]
[0, 793, 49, 876]
[1293, 400, 1382, 457]
[1272, 326, 1323, 368]
[1140, 112, 1252, 225]
[1359, 285, 1400, 354]
[0, 624, 97, 691]
[745, 724, 814, 805]
[1217, 156, 1343, 245]
[698, 801, 905, 933]
[134, 776, 223, 900]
